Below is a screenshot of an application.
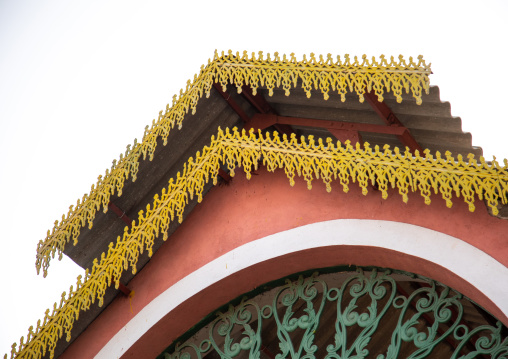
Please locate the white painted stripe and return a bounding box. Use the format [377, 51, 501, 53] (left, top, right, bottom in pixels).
[96, 219, 508, 358]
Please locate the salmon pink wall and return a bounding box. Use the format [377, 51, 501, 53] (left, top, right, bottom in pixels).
[60, 167, 508, 359]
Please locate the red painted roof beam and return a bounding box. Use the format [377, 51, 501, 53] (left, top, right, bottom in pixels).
[118, 282, 132, 296]
[218, 168, 232, 183]
[328, 129, 362, 147]
[241, 85, 273, 114]
[363, 91, 423, 154]
[212, 83, 250, 123]
[240, 85, 293, 136]
[108, 202, 133, 227]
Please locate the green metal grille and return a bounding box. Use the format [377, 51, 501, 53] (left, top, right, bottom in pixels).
[158, 268, 508, 359]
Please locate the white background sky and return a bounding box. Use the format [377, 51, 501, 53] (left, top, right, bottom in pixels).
[0, 0, 507, 356]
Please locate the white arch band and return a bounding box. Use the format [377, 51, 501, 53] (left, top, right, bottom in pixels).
[96, 219, 508, 358]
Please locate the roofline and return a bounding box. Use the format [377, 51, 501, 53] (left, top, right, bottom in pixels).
[35, 50, 432, 278]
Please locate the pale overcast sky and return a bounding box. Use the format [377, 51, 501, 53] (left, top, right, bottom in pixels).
[1, 0, 507, 355]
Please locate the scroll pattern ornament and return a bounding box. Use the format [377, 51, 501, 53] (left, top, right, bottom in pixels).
[161, 270, 508, 359]
[209, 300, 263, 359]
[35, 50, 432, 277]
[272, 276, 327, 359]
[8, 128, 508, 359]
[326, 270, 397, 358]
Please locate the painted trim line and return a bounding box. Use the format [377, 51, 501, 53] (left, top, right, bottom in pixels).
[96, 219, 508, 358]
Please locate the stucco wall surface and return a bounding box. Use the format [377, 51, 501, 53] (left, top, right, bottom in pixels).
[59, 167, 508, 359]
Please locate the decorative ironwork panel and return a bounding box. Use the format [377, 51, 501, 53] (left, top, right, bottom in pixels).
[159, 269, 508, 359]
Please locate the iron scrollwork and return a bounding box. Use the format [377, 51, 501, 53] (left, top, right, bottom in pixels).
[160, 269, 508, 359]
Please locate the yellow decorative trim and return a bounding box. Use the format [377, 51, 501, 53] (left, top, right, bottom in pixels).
[35, 51, 432, 277]
[10, 128, 508, 359]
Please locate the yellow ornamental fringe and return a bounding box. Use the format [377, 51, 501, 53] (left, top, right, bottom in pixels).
[9, 128, 508, 359]
[35, 51, 432, 277]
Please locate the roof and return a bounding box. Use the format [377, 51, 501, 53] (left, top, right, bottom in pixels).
[9, 51, 508, 359]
